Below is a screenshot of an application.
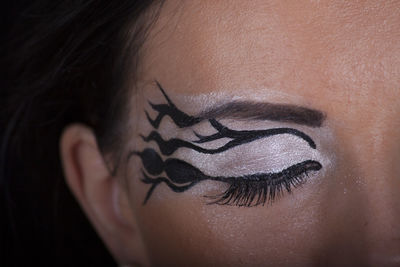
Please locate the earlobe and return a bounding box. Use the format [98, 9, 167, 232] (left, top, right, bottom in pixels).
[60, 124, 148, 266]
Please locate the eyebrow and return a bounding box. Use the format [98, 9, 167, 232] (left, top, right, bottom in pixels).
[196, 101, 326, 127]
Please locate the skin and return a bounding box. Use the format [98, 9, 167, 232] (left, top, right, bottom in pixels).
[61, 1, 400, 266]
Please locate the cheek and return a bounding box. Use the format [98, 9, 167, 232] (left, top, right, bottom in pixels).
[129, 176, 328, 266]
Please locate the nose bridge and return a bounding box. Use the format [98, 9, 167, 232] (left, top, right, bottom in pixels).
[318, 115, 400, 264]
[354, 136, 400, 259]
[355, 117, 400, 228]
[333, 118, 400, 262]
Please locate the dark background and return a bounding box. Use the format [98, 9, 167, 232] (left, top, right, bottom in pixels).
[1, 2, 116, 266]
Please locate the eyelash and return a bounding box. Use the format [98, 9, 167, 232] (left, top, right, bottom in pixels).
[206, 160, 322, 207]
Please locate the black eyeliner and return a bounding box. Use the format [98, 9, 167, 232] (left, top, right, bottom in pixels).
[131, 148, 322, 205]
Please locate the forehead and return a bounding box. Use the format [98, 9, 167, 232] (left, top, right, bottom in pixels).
[139, 0, 400, 108]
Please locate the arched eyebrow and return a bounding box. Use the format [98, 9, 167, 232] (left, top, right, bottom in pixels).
[150, 81, 326, 128]
[197, 101, 326, 128]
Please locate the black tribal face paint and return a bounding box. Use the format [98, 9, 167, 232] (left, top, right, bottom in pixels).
[132, 148, 321, 206]
[130, 82, 327, 206]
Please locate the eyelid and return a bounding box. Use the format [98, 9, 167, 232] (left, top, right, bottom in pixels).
[140, 120, 316, 157]
[135, 83, 326, 206]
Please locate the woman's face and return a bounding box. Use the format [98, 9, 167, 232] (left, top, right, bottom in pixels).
[63, 0, 400, 266]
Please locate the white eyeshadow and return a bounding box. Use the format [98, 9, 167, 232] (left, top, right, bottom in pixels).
[175, 134, 318, 177]
[140, 89, 335, 184]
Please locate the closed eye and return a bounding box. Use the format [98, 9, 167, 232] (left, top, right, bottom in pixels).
[131, 148, 322, 206]
[132, 82, 325, 206]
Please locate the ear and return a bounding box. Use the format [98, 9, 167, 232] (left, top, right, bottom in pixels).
[60, 124, 148, 266]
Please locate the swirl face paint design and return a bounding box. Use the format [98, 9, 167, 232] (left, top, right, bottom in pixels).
[131, 82, 323, 206]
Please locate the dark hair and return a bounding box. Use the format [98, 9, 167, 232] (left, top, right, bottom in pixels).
[1, 1, 162, 265]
